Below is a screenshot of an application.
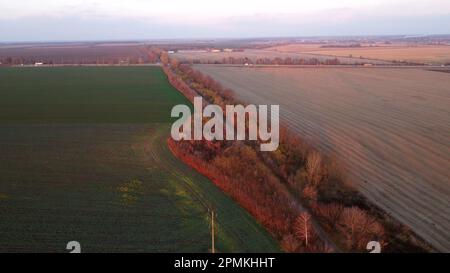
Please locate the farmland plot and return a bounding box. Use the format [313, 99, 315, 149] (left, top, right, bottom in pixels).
[173, 49, 392, 65]
[0, 43, 150, 64]
[268, 44, 450, 65]
[195, 65, 450, 251]
[0, 67, 278, 252]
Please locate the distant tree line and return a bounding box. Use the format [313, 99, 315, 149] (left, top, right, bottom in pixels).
[179, 56, 342, 65]
[320, 43, 363, 48]
[0, 56, 147, 66]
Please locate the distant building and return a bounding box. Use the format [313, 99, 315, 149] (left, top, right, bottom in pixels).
[210, 49, 220, 53]
[34, 62, 44, 66]
[223, 48, 233, 52]
[168, 50, 175, 54]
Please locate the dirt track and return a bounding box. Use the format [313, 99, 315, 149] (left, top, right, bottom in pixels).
[195, 65, 450, 252]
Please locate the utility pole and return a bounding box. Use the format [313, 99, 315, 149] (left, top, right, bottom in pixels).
[211, 210, 215, 253]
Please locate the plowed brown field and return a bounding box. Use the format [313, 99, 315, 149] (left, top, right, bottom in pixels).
[173, 49, 392, 65]
[195, 65, 450, 251]
[267, 44, 450, 65]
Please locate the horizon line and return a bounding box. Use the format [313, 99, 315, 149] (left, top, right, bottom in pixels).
[2, 33, 450, 44]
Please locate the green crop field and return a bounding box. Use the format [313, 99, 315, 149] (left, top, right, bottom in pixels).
[0, 67, 187, 123]
[0, 67, 278, 252]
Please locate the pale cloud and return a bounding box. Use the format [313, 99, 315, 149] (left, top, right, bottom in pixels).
[0, 0, 449, 41]
[1, 0, 450, 21]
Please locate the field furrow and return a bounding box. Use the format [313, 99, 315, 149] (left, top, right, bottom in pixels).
[195, 65, 450, 251]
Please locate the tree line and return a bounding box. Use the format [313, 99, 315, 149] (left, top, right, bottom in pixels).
[180, 56, 342, 65]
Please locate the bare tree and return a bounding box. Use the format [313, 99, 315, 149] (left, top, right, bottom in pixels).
[295, 212, 314, 247]
[306, 151, 323, 187]
[314, 203, 344, 228]
[302, 185, 318, 202]
[170, 58, 180, 69]
[339, 207, 385, 250]
[160, 52, 169, 65]
[280, 234, 300, 252]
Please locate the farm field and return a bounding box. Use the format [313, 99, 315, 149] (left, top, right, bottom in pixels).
[0, 43, 150, 65]
[172, 49, 392, 65]
[267, 44, 450, 65]
[194, 65, 450, 252]
[0, 67, 278, 252]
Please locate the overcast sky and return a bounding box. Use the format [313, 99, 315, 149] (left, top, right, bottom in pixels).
[0, 0, 449, 41]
